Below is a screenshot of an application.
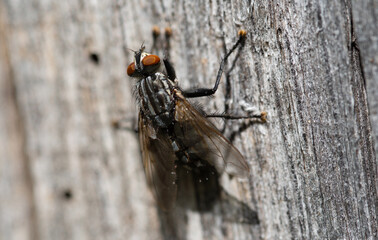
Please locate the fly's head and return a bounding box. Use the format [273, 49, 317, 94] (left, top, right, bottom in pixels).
[127, 45, 161, 78]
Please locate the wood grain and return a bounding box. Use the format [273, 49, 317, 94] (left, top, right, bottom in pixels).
[0, 0, 376, 239]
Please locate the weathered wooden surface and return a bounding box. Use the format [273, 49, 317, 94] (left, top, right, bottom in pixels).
[0, 0, 377, 240]
[352, 0, 378, 166]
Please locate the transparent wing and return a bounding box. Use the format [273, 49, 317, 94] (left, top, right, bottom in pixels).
[174, 96, 250, 177]
[138, 113, 177, 210]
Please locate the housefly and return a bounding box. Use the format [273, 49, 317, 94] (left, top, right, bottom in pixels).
[126, 29, 265, 210]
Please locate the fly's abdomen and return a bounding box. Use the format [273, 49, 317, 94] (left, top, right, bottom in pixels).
[137, 73, 176, 128]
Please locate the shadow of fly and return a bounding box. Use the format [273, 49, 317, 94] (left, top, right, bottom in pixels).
[125, 29, 265, 210]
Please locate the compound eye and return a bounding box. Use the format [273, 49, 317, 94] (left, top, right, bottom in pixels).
[127, 62, 136, 76]
[142, 55, 160, 66]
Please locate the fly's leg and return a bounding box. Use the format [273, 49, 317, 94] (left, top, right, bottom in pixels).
[150, 26, 161, 53]
[151, 26, 176, 81]
[151, 27, 172, 57]
[162, 27, 177, 81]
[206, 111, 267, 123]
[111, 116, 138, 133]
[164, 58, 177, 81]
[164, 27, 172, 60]
[205, 112, 267, 137]
[182, 30, 247, 98]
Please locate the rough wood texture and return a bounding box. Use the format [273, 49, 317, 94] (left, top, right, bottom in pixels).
[0, 0, 376, 240]
[352, 0, 378, 167]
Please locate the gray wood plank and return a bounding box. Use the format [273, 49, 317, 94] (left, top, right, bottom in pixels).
[0, 0, 376, 239]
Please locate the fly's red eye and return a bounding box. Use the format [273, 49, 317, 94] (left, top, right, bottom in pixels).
[127, 62, 135, 76]
[142, 55, 160, 66]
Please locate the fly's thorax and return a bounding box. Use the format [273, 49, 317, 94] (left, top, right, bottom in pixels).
[136, 72, 177, 128]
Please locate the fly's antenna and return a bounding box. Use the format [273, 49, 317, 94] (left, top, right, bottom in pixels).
[140, 41, 146, 52]
[127, 47, 137, 53]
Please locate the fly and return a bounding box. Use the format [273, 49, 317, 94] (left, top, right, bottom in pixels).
[125, 29, 266, 210]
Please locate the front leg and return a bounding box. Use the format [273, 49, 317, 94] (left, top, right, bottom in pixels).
[163, 58, 177, 81]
